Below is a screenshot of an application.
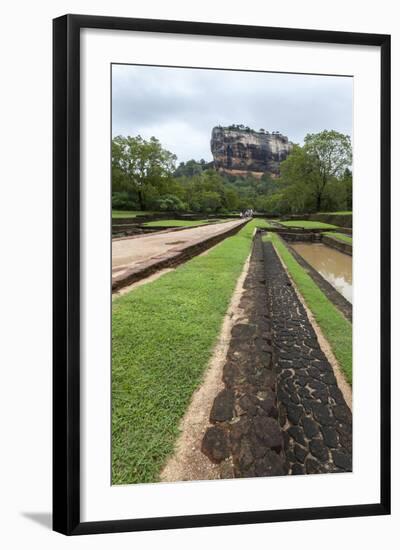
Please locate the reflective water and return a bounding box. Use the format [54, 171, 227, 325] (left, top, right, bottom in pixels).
[291, 243, 352, 303]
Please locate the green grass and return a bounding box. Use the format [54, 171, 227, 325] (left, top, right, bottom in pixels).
[142, 219, 217, 227]
[112, 210, 155, 219]
[112, 220, 256, 485]
[253, 219, 276, 229]
[263, 233, 352, 385]
[318, 211, 352, 215]
[324, 232, 353, 245]
[280, 220, 338, 229]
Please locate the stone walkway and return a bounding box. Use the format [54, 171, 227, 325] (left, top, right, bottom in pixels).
[263, 241, 352, 474]
[112, 219, 246, 291]
[202, 236, 287, 477]
[201, 236, 352, 477]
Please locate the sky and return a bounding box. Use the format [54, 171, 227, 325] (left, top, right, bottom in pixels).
[112, 64, 353, 164]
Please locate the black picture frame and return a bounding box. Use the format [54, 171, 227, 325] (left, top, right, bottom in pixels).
[53, 14, 391, 535]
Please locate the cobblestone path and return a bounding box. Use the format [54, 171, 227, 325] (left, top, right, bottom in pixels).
[201, 236, 352, 477]
[201, 236, 287, 477]
[263, 241, 352, 474]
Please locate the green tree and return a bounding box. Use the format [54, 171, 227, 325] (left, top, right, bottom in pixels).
[224, 187, 240, 211]
[256, 193, 289, 215]
[183, 170, 226, 213]
[280, 131, 352, 212]
[174, 159, 210, 177]
[342, 168, 353, 210]
[259, 173, 280, 196]
[112, 135, 177, 210]
[280, 144, 313, 183]
[303, 130, 352, 211]
[155, 194, 187, 212]
[197, 191, 221, 213]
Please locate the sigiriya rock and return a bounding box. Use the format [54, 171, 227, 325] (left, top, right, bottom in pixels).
[211, 125, 293, 178]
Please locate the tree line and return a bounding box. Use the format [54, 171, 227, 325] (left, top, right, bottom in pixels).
[112, 130, 352, 214]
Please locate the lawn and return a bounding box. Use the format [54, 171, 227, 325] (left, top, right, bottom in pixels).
[142, 219, 217, 227]
[263, 233, 352, 385]
[325, 232, 353, 245]
[319, 211, 352, 215]
[112, 210, 153, 218]
[280, 220, 338, 229]
[253, 219, 276, 229]
[112, 220, 256, 484]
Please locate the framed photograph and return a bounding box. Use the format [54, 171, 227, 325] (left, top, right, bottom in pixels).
[53, 14, 390, 535]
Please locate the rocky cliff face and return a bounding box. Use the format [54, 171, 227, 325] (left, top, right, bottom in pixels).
[211, 126, 292, 177]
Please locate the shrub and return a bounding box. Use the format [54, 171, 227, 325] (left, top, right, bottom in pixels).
[155, 194, 187, 212]
[112, 191, 139, 211]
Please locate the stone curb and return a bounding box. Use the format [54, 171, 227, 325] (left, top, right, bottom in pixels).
[322, 234, 353, 256]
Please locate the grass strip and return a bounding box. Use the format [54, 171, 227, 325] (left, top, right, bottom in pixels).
[112, 210, 154, 218]
[263, 233, 352, 385]
[112, 220, 257, 484]
[253, 219, 276, 229]
[319, 211, 352, 215]
[324, 232, 352, 245]
[280, 220, 338, 229]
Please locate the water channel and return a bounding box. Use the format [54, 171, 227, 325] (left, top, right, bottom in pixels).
[291, 242, 352, 303]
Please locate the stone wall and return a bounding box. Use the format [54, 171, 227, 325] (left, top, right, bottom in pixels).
[280, 213, 352, 229]
[321, 234, 352, 256]
[309, 213, 353, 228]
[277, 232, 321, 243]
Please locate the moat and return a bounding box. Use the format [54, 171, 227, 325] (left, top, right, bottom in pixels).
[291, 242, 352, 303]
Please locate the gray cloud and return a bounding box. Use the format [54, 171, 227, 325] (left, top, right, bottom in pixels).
[112, 64, 353, 163]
